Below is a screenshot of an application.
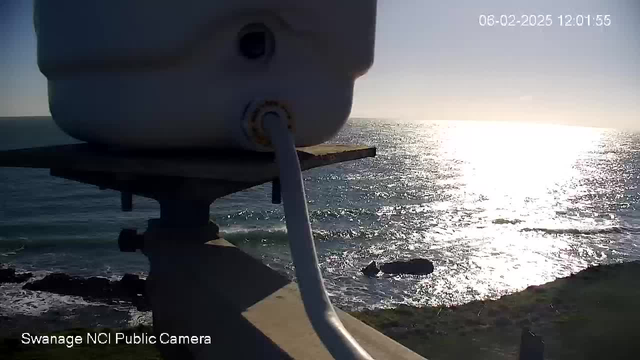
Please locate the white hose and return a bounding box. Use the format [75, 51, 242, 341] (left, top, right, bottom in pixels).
[262, 113, 374, 360]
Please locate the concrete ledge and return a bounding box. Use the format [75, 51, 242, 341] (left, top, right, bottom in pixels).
[245, 283, 426, 360]
[143, 232, 425, 359]
[193, 238, 425, 359]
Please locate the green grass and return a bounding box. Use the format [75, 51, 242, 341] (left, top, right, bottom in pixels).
[2, 261, 639, 359]
[351, 261, 640, 360]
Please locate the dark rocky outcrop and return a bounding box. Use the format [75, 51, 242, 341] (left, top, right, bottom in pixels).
[362, 258, 435, 276]
[120, 273, 146, 297]
[118, 273, 148, 311]
[0, 267, 33, 284]
[23, 273, 150, 311]
[24, 273, 110, 297]
[379, 259, 434, 276]
[361, 261, 381, 277]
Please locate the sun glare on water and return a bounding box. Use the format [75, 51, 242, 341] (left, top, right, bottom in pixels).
[437, 121, 604, 210]
[382, 120, 627, 306]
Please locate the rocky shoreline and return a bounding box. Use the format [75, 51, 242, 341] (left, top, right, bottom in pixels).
[2, 261, 640, 359]
[1, 256, 437, 316]
[23, 273, 149, 311]
[0, 267, 149, 312]
[0, 268, 33, 284]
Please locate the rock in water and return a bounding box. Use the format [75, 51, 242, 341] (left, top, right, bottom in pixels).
[118, 273, 150, 311]
[361, 261, 380, 277]
[0, 267, 33, 284]
[379, 259, 434, 275]
[119, 273, 145, 297]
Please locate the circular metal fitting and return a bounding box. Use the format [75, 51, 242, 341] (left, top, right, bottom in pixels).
[242, 99, 295, 149]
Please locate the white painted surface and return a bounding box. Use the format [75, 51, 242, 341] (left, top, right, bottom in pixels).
[34, 0, 377, 150]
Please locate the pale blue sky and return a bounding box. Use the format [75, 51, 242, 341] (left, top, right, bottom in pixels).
[1, 0, 639, 129]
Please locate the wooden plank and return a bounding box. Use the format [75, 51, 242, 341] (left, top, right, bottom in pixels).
[0, 143, 375, 183]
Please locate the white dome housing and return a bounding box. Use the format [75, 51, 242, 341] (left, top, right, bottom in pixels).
[34, 0, 377, 150]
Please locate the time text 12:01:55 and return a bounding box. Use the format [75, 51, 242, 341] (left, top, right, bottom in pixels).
[478, 15, 611, 27]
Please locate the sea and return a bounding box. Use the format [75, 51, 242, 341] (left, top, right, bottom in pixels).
[1, 117, 639, 329]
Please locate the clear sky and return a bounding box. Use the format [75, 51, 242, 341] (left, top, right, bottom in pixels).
[1, 0, 639, 129]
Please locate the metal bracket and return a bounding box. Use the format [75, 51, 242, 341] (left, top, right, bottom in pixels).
[121, 192, 133, 212]
[272, 178, 281, 204]
[118, 228, 144, 252]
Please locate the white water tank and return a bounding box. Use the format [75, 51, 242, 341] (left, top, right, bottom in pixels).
[34, 1, 377, 150]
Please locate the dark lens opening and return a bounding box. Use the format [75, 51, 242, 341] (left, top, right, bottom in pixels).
[238, 24, 274, 61]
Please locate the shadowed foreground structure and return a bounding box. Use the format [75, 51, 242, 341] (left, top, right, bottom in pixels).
[0, 143, 425, 359]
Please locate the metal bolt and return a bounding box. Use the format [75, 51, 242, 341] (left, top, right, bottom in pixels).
[118, 229, 144, 252]
[121, 192, 133, 212]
